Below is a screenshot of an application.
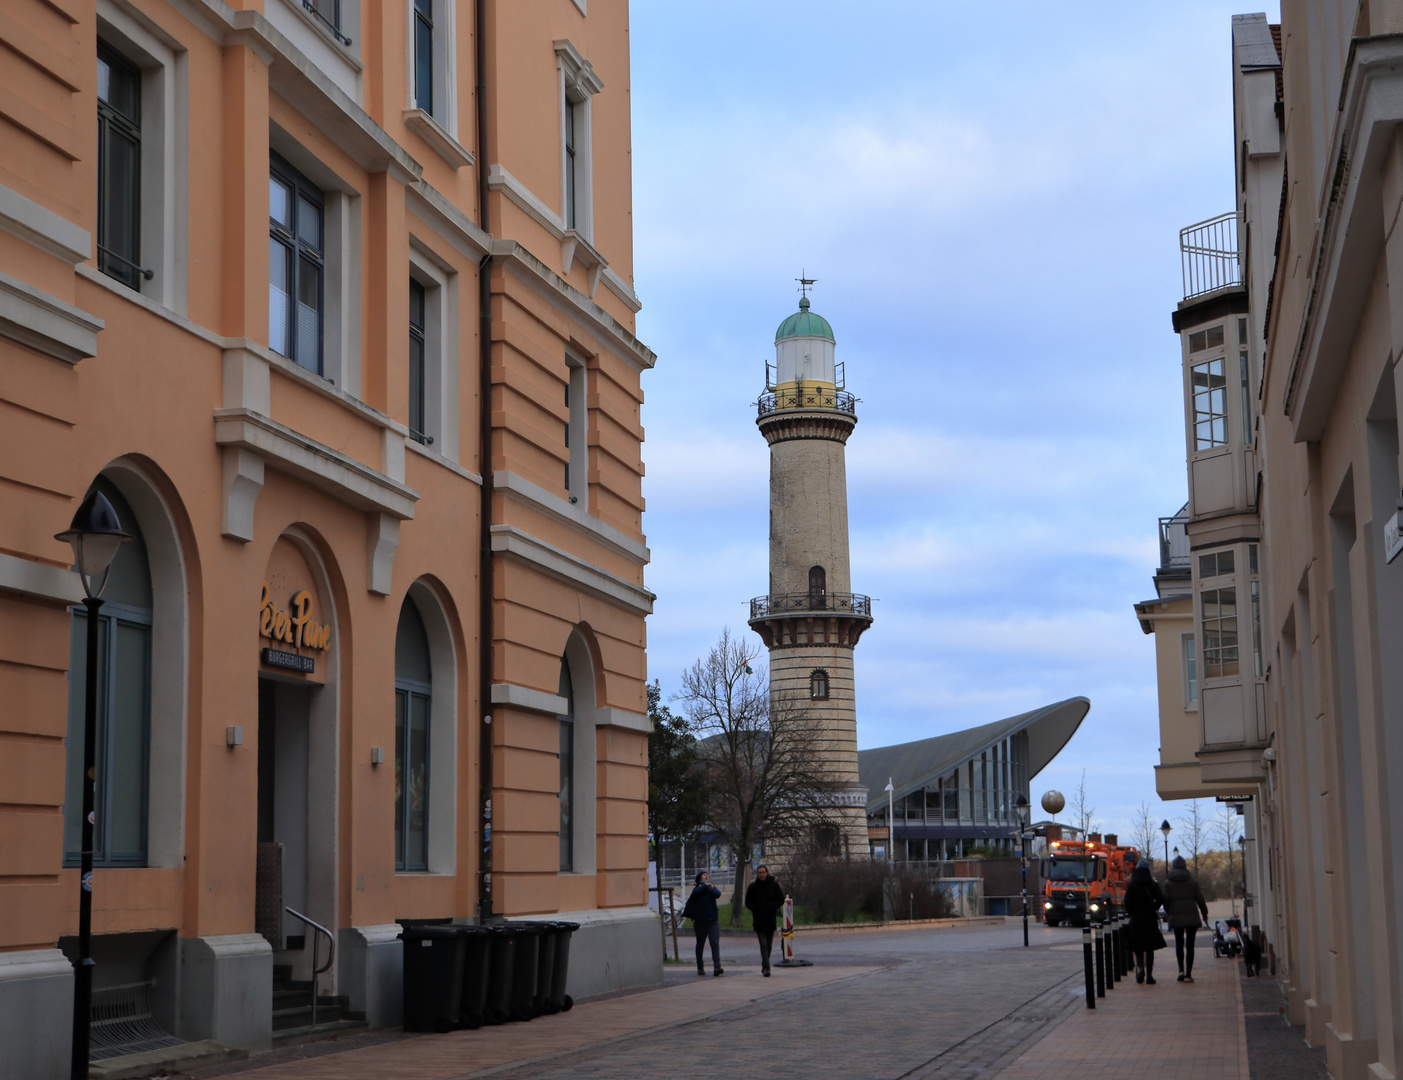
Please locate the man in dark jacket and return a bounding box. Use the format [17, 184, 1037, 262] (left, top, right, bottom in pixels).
[686, 871, 723, 976]
[1124, 859, 1166, 984]
[744, 865, 786, 976]
[1163, 855, 1210, 982]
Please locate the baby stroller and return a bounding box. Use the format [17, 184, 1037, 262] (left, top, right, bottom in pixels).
[1212, 917, 1243, 958]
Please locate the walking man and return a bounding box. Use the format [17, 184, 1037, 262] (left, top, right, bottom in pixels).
[684, 871, 724, 976]
[1163, 855, 1209, 983]
[744, 864, 786, 976]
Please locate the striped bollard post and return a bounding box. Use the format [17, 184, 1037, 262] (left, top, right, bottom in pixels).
[776, 895, 812, 968]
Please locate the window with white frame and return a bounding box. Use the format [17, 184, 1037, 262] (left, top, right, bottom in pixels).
[413, 0, 434, 114]
[95, 5, 187, 311]
[402, 0, 460, 158]
[407, 247, 457, 458]
[1191, 358, 1228, 449]
[1201, 588, 1238, 677]
[554, 40, 602, 241]
[269, 153, 325, 373]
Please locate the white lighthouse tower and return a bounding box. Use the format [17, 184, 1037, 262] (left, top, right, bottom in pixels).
[748, 285, 871, 857]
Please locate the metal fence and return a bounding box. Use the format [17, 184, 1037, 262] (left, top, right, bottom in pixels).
[749, 592, 872, 620]
[1159, 510, 1191, 569]
[757, 387, 857, 418]
[1179, 212, 1241, 300]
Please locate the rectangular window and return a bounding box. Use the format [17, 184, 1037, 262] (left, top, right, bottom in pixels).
[308, 0, 347, 42]
[1183, 634, 1198, 706]
[1191, 358, 1228, 449]
[1240, 353, 1252, 442]
[1201, 587, 1239, 678]
[1188, 324, 1225, 353]
[64, 604, 152, 866]
[564, 99, 577, 230]
[409, 279, 427, 443]
[395, 684, 430, 872]
[565, 359, 587, 504]
[1199, 550, 1234, 578]
[269, 155, 325, 373]
[943, 782, 958, 821]
[1251, 580, 1263, 679]
[413, 0, 434, 114]
[97, 46, 145, 290]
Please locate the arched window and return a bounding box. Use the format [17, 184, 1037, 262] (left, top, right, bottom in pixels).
[64, 479, 152, 866]
[558, 659, 575, 872]
[808, 565, 826, 608]
[395, 597, 432, 872]
[810, 669, 829, 700]
[813, 823, 840, 857]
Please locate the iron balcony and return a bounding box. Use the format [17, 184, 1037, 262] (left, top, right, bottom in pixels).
[749, 592, 872, 620]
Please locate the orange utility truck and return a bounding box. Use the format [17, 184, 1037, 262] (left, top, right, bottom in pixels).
[1040, 833, 1140, 927]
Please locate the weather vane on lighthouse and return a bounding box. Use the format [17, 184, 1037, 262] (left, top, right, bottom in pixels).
[795, 271, 817, 299]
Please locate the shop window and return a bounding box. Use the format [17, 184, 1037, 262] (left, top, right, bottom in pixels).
[809, 668, 829, 700]
[559, 659, 575, 872]
[395, 597, 432, 872]
[269, 153, 325, 373]
[64, 480, 152, 867]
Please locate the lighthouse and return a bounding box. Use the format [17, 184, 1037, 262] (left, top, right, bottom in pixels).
[748, 286, 872, 857]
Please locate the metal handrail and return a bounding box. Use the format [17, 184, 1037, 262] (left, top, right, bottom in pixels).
[1158, 513, 1191, 569]
[285, 906, 335, 1029]
[749, 591, 872, 619]
[757, 387, 857, 418]
[1179, 212, 1240, 300]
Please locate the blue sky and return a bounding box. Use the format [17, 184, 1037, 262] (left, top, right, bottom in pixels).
[629, 2, 1278, 842]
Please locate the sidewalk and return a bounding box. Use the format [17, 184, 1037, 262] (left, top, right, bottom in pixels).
[996, 941, 1248, 1080]
[197, 963, 880, 1079]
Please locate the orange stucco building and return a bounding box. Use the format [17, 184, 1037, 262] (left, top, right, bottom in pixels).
[0, 0, 657, 1071]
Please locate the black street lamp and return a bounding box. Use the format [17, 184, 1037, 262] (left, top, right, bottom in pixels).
[1015, 795, 1031, 947]
[1159, 819, 1171, 874]
[56, 489, 131, 1080]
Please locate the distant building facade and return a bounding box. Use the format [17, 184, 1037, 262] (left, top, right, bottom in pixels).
[0, 0, 658, 1073]
[1139, 9, 1403, 1080]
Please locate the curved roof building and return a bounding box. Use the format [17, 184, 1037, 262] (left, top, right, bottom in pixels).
[859, 697, 1090, 859]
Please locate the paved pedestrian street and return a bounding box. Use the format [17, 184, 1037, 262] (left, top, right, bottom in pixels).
[185, 920, 1253, 1080]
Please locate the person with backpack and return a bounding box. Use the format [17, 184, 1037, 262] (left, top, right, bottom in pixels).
[684, 871, 724, 976]
[744, 864, 786, 976]
[1163, 855, 1210, 982]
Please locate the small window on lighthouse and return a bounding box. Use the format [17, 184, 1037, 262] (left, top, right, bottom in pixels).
[808, 565, 826, 608]
[810, 669, 829, 700]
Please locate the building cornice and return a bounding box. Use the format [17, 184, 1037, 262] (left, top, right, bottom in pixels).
[493, 470, 648, 564]
[489, 524, 653, 614]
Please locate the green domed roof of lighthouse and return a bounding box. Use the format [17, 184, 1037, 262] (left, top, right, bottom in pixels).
[775, 296, 835, 343]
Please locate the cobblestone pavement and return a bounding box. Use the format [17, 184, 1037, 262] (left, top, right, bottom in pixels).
[1241, 976, 1329, 1080]
[196, 920, 1091, 1080]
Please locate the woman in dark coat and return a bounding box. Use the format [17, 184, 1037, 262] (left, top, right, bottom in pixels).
[1123, 858, 1166, 984]
[744, 865, 786, 976]
[686, 871, 724, 976]
[1162, 855, 1210, 982]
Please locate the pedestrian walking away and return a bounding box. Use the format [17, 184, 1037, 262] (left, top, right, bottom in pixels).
[1124, 858, 1166, 985]
[744, 864, 786, 976]
[1163, 855, 1210, 982]
[683, 871, 724, 976]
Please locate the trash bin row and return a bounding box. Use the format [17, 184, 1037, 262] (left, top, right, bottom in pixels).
[402, 920, 580, 1033]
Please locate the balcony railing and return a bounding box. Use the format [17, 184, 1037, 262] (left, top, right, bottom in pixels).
[1180, 213, 1241, 301]
[1159, 508, 1190, 570]
[757, 387, 857, 419]
[749, 592, 872, 620]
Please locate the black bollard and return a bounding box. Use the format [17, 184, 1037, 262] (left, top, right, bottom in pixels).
[1108, 914, 1119, 983]
[1094, 922, 1105, 997]
[1103, 920, 1114, 992]
[1083, 925, 1095, 1009]
[1121, 915, 1130, 978]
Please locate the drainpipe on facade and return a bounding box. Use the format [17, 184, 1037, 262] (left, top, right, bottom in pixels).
[475, 0, 496, 923]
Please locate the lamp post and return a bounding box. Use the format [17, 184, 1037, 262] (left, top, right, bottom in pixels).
[1238, 834, 1248, 918]
[885, 778, 895, 862]
[56, 489, 131, 1080]
[1015, 795, 1031, 946]
[1159, 819, 1171, 875]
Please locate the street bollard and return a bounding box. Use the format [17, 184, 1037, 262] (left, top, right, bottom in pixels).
[1110, 915, 1121, 982]
[1103, 920, 1114, 992]
[1094, 922, 1105, 997]
[1120, 915, 1130, 978]
[776, 896, 812, 968]
[1083, 926, 1095, 1009]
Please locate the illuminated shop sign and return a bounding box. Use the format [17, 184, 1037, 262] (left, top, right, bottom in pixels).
[259, 582, 332, 674]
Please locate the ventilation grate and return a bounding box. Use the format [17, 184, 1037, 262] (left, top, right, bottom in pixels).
[89, 981, 184, 1061]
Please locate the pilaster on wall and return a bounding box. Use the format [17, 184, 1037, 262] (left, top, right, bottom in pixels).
[364, 171, 409, 416]
[220, 43, 272, 342]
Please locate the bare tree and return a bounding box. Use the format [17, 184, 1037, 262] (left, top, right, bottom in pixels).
[1178, 799, 1207, 876]
[1130, 800, 1158, 864]
[1069, 770, 1100, 837]
[678, 629, 839, 926]
[1216, 803, 1243, 909]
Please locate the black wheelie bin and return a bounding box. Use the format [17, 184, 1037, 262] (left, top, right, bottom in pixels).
[544, 920, 580, 1012]
[402, 924, 468, 1033]
[456, 925, 497, 1029]
[484, 924, 516, 1025]
[507, 922, 544, 1021]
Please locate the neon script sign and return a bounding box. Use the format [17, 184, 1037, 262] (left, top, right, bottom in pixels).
[259, 582, 332, 651]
